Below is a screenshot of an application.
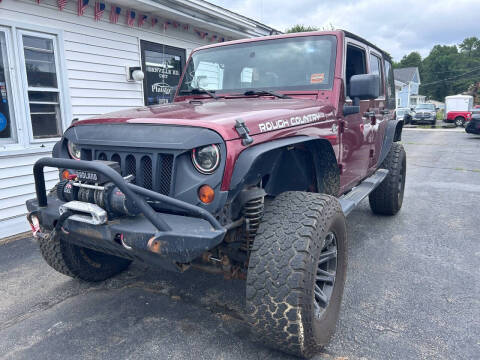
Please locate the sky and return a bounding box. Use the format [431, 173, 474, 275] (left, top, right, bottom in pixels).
[208, 0, 480, 61]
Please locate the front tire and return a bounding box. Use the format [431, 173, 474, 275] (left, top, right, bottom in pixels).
[246, 192, 347, 358]
[38, 234, 132, 282]
[369, 143, 406, 215]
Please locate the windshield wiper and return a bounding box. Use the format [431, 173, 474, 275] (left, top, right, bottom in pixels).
[243, 90, 291, 99]
[179, 87, 219, 100]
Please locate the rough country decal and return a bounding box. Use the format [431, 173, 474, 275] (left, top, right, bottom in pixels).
[258, 112, 323, 133]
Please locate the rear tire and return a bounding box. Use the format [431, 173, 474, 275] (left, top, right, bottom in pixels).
[369, 143, 406, 215]
[38, 234, 131, 282]
[246, 192, 347, 358]
[455, 117, 465, 127]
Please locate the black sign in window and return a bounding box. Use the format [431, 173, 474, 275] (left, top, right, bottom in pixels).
[140, 40, 186, 105]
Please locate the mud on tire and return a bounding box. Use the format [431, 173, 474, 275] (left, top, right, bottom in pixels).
[369, 142, 406, 215]
[246, 192, 347, 358]
[38, 234, 131, 282]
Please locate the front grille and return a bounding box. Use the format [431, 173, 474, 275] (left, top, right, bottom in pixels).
[81, 149, 174, 195]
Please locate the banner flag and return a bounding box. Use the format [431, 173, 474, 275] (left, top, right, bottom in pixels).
[110, 5, 121, 23]
[94, 1, 105, 21]
[77, 0, 89, 16]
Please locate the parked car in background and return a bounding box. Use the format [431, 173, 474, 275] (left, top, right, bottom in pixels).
[396, 107, 412, 124]
[465, 108, 480, 134]
[411, 103, 437, 125]
[445, 94, 473, 127]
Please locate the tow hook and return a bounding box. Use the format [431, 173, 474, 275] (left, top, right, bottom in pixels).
[119, 233, 132, 250]
[27, 212, 41, 238]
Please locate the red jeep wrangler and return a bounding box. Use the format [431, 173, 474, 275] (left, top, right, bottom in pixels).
[26, 30, 405, 358]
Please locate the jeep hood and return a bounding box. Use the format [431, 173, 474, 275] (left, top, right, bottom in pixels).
[75, 98, 336, 141]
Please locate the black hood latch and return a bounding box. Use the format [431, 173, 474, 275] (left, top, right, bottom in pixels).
[235, 119, 254, 146]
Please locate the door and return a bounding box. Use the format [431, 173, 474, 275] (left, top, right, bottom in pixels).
[341, 42, 372, 188]
[140, 40, 186, 106]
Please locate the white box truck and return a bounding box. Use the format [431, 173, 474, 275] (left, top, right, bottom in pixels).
[445, 95, 473, 127]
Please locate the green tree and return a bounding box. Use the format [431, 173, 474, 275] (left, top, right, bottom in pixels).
[420, 45, 459, 100]
[459, 37, 480, 56]
[285, 24, 319, 33]
[394, 51, 422, 69]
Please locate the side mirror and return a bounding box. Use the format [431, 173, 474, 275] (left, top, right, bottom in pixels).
[349, 74, 380, 106]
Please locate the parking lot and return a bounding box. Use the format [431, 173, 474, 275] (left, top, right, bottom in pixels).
[0, 129, 479, 360]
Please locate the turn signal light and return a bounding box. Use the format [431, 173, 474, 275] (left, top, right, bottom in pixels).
[61, 170, 71, 180]
[61, 170, 77, 180]
[198, 185, 215, 204]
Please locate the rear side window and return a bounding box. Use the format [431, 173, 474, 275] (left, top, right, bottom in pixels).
[384, 59, 396, 108]
[369, 53, 384, 97]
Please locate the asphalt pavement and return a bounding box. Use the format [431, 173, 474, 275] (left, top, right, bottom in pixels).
[0, 129, 479, 360]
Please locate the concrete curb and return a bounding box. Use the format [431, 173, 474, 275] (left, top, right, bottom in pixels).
[403, 127, 464, 133]
[0, 232, 31, 246]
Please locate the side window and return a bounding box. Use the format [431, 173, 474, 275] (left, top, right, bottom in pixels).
[384, 59, 396, 108]
[345, 44, 367, 97]
[21, 34, 63, 139]
[369, 53, 384, 97]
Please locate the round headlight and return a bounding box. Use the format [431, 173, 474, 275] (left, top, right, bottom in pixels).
[67, 140, 81, 160]
[192, 144, 220, 174]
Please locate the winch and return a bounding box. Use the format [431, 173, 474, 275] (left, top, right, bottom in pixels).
[56, 160, 139, 217]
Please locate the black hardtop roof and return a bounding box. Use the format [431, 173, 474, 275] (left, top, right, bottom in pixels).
[342, 30, 392, 61]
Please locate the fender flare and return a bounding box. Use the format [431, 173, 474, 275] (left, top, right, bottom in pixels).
[228, 135, 338, 200]
[378, 119, 403, 165]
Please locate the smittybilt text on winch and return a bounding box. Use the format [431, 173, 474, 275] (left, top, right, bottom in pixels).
[26, 30, 406, 359]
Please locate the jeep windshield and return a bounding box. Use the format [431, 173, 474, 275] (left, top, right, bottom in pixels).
[179, 35, 336, 96]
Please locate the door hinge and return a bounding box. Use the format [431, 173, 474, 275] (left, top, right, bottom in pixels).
[235, 119, 254, 146]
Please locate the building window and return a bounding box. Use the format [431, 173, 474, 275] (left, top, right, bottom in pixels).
[21, 34, 62, 139]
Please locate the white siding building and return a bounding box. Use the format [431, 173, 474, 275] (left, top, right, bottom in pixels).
[0, 0, 275, 238]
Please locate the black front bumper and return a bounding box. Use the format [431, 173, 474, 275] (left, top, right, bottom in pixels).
[412, 117, 435, 123]
[27, 158, 226, 270]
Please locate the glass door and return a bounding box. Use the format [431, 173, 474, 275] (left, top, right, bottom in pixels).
[140, 40, 186, 105]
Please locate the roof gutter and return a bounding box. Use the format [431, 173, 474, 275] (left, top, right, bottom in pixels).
[133, 0, 276, 37]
